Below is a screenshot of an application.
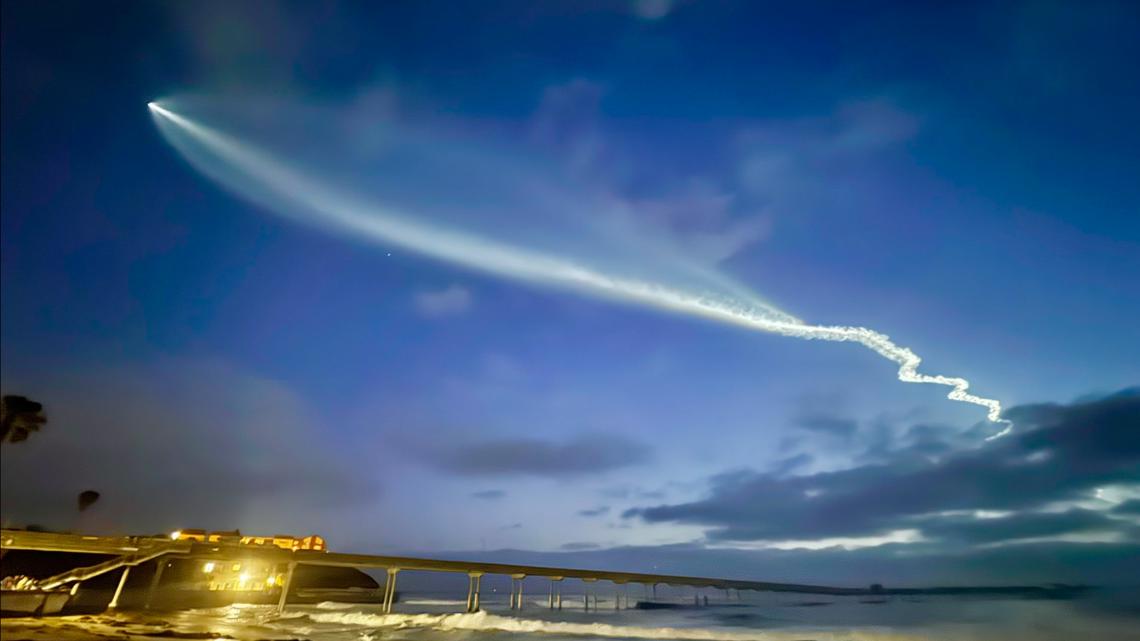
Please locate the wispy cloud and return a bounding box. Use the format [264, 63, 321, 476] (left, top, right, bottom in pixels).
[561, 541, 601, 550]
[771, 453, 813, 477]
[794, 415, 858, 439]
[600, 485, 666, 501]
[408, 433, 651, 478]
[632, 0, 674, 21]
[413, 285, 472, 318]
[532, 78, 605, 174]
[734, 99, 921, 220]
[471, 489, 506, 500]
[530, 79, 771, 264]
[621, 178, 772, 262]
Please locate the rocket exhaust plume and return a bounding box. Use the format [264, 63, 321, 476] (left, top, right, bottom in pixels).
[149, 99, 1011, 440]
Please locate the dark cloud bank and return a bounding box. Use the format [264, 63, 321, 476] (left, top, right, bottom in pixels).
[447, 538, 1140, 588]
[410, 390, 1139, 586]
[607, 389, 1140, 584]
[626, 389, 1139, 545]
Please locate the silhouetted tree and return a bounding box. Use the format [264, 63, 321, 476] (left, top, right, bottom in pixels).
[0, 395, 46, 444]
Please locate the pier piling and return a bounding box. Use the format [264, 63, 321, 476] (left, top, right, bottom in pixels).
[107, 566, 130, 609]
[466, 572, 483, 612]
[276, 561, 296, 615]
[383, 568, 399, 613]
[144, 561, 167, 609]
[551, 577, 563, 610]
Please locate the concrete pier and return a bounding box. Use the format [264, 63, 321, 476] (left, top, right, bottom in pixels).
[3, 528, 881, 616]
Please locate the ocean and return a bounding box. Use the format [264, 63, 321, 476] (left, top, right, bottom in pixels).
[3, 589, 1139, 641]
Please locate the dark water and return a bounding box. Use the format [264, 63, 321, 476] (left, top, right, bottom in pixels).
[4, 589, 1139, 641]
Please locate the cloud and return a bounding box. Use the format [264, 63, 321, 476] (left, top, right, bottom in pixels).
[561, 541, 601, 551]
[530, 80, 770, 263]
[590, 99, 919, 266]
[0, 358, 376, 534]
[600, 485, 666, 500]
[450, 539, 1140, 588]
[555, 97, 920, 266]
[737, 98, 920, 210]
[531, 79, 605, 173]
[794, 415, 858, 439]
[831, 100, 921, 152]
[471, 489, 506, 500]
[625, 390, 1140, 548]
[771, 453, 813, 477]
[413, 285, 472, 318]
[1112, 499, 1140, 515]
[622, 179, 772, 262]
[632, 0, 674, 21]
[165, 2, 320, 91]
[578, 506, 611, 517]
[913, 509, 1121, 545]
[409, 433, 651, 478]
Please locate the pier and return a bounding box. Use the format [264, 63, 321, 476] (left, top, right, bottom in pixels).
[2, 529, 869, 614]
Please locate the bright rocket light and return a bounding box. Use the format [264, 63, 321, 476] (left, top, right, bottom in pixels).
[149, 100, 1012, 438]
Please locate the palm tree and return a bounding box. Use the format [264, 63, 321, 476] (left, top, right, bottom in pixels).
[0, 395, 47, 444]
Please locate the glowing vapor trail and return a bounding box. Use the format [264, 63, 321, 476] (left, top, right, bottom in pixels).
[149, 102, 1011, 438]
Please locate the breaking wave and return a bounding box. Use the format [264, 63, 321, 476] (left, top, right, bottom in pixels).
[308, 609, 928, 640]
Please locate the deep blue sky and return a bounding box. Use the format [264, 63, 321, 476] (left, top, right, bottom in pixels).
[2, 1, 1138, 585]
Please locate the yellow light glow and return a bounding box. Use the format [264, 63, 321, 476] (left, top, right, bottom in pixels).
[170, 530, 181, 540]
[202, 562, 215, 573]
[238, 572, 250, 585]
[266, 576, 276, 587]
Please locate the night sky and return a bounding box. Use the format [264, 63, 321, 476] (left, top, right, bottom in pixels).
[2, 1, 1138, 586]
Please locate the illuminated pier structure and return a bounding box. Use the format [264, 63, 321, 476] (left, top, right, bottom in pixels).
[2, 529, 869, 614]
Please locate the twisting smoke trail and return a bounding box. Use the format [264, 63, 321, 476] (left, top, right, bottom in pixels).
[148, 102, 1011, 439]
